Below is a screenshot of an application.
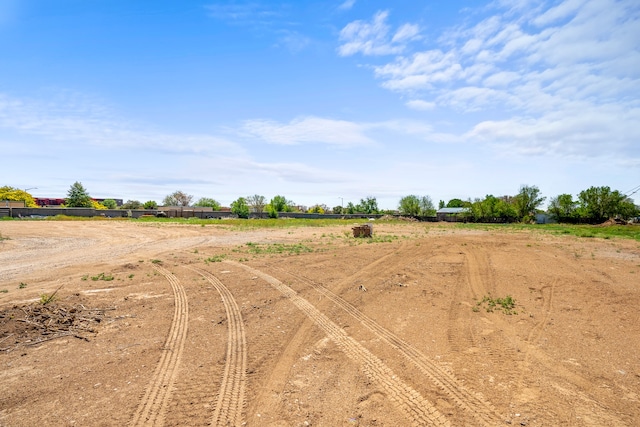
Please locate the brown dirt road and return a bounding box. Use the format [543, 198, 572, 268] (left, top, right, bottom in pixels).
[0, 221, 639, 426]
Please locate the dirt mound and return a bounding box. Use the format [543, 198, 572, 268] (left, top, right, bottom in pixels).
[598, 218, 628, 226]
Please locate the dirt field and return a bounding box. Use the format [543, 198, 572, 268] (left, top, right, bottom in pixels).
[0, 220, 639, 426]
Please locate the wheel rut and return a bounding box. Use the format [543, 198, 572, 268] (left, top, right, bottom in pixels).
[184, 266, 247, 427]
[270, 265, 503, 426]
[130, 263, 189, 427]
[227, 261, 451, 427]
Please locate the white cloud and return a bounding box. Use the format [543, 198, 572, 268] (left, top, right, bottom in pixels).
[0, 92, 243, 156]
[406, 100, 435, 111]
[338, 0, 356, 11]
[241, 116, 374, 146]
[275, 30, 311, 53]
[338, 10, 420, 56]
[467, 105, 640, 159]
[391, 23, 421, 43]
[205, 3, 280, 23]
[339, 0, 640, 166]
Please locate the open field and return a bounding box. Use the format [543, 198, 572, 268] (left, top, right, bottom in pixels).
[1, 220, 639, 426]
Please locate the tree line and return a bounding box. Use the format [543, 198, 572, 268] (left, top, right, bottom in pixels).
[2, 182, 638, 224]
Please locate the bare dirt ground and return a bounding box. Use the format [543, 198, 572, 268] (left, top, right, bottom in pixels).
[0, 220, 639, 426]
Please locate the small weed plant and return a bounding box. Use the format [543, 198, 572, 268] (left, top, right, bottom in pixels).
[91, 272, 114, 281]
[19, 282, 27, 289]
[39, 293, 56, 304]
[474, 294, 518, 315]
[205, 254, 227, 263]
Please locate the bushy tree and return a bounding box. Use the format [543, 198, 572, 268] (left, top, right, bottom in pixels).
[231, 197, 249, 219]
[270, 195, 293, 212]
[267, 205, 279, 218]
[121, 200, 143, 210]
[307, 204, 326, 214]
[162, 191, 193, 207]
[143, 200, 158, 209]
[398, 195, 435, 216]
[66, 182, 92, 207]
[333, 205, 343, 214]
[357, 196, 379, 214]
[247, 194, 266, 216]
[193, 197, 220, 210]
[419, 196, 436, 216]
[466, 195, 517, 223]
[548, 194, 578, 222]
[0, 186, 38, 208]
[513, 185, 546, 222]
[91, 200, 107, 210]
[578, 186, 638, 223]
[101, 199, 117, 209]
[446, 198, 466, 208]
[398, 195, 421, 216]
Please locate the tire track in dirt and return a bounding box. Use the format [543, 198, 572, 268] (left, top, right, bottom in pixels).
[270, 265, 504, 427]
[130, 263, 189, 427]
[228, 261, 451, 427]
[184, 266, 247, 427]
[330, 241, 417, 291]
[446, 249, 486, 353]
[508, 253, 629, 426]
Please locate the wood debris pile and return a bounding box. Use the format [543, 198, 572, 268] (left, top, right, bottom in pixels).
[0, 302, 113, 352]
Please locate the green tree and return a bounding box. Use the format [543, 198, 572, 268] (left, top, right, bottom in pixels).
[143, 200, 158, 209]
[121, 200, 143, 209]
[419, 196, 436, 216]
[578, 186, 638, 222]
[358, 196, 379, 214]
[0, 186, 38, 208]
[345, 201, 356, 214]
[66, 182, 92, 207]
[193, 197, 221, 210]
[231, 197, 250, 219]
[101, 199, 117, 209]
[267, 205, 279, 218]
[307, 204, 327, 214]
[446, 198, 466, 208]
[548, 194, 578, 222]
[398, 195, 421, 216]
[332, 205, 343, 214]
[270, 195, 292, 212]
[438, 200, 445, 209]
[513, 185, 546, 222]
[162, 191, 193, 207]
[467, 195, 517, 223]
[398, 195, 435, 216]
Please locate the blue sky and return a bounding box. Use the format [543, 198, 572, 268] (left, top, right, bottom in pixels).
[1, 0, 638, 209]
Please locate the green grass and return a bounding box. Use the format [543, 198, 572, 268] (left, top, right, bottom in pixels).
[135, 216, 410, 229]
[457, 222, 640, 241]
[244, 242, 314, 255]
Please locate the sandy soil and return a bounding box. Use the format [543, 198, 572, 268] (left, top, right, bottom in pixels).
[0, 220, 639, 426]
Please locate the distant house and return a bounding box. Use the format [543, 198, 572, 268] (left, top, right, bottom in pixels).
[436, 207, 469, 222]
